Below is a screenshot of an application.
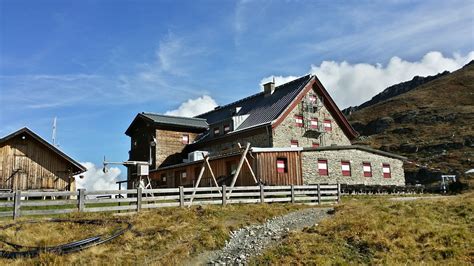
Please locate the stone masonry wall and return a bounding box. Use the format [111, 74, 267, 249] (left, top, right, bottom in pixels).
[202, 131, 270, 155]
[155, 129, 199, 167]
[301, 149, 405, 186]
[272, 88, 351, 148]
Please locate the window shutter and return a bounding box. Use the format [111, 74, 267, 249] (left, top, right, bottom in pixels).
[324, 119, 332, 131]
[290, 140, 299, 148]
[341, 161, 351, 176]
[363, 162, 372, 177]
[294, 115, 303, 127]
[318, 159, 328, 176]
[383, 164, 391, 178]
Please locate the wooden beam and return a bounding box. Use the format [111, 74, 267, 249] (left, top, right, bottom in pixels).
[227, 142, 251, 198]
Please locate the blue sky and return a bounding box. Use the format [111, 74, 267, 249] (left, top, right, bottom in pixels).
[1, 0, 473, 186]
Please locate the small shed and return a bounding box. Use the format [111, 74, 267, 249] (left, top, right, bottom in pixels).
[0, 128, 86, 191]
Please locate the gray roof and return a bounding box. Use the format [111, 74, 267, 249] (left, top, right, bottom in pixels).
[196, 75, 312, 130]
[141, 113, 208, 129]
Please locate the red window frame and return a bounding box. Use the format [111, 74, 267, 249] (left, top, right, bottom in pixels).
[363, 162, 372, 177]
[224, 124, 231, 133]
[324, 119, 332, 132]
[290, 140, 299, 148]
[318, 159, 328, 176]
[341, 161, 351, 176]
[294, 115, 303, 127]
[276, 158, 288, 173]
[312, 142, 320, 148]
[310, 118, 318, 129]
[213, 127, 220, 136]
[383, 163, 391, 178]
[182, 134, 189, 144]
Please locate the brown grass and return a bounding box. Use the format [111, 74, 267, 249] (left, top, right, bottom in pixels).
[0, 203, 308, 265]
[252, 193, 474, 265]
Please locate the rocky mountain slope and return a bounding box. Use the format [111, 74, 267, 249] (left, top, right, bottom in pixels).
[342, 71, 450, 116]
[346, 61, 474, 184]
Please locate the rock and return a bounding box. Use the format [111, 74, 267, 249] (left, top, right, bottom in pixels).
[364, 117, 394, 135]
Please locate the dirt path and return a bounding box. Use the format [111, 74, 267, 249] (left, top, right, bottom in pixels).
[203, 207, 332, 265]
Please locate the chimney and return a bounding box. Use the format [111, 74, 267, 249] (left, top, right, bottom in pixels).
[263, 79, 275, 95]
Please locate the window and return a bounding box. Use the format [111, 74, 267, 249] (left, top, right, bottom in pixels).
[276, 158, 288, 173]
[224, 124, 231, 133]
[324, 119, 332, 131]
[182, 134, 189, 144]
[383, 163, 391, 178]
[214, 127, 220, 136]
[308, 94, 317, 103]
[363, 162, 372, 177]
[294, 115, 303, 127]
[310, 118, 318, 129]
[161, 174, 167, 182]
[341, 161, 351, 176]
[181, 171, 187, 179]
[290, 140, 299, 148]
[318, 159, 328, 176]
[312, 142, 320, 148]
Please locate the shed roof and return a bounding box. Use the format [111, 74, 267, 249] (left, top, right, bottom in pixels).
[0, 127, 86, 174]
[125, 112, 208, 136]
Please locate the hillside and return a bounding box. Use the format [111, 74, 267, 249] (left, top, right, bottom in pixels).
[342, 70, 450, 115]
[346, 61, 474, 184]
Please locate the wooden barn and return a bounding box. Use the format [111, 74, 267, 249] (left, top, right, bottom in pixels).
[0, 128, 86, 191]
[149, 147, 303, 188]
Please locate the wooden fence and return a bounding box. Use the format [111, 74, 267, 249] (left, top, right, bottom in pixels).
[0, 184, 340, 219]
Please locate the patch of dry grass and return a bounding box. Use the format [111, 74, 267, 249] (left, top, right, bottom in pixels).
[0, 203, 308, 265]
[252, 194, 474, 265]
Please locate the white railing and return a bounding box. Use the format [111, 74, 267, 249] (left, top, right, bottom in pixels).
[0, 184, 341, 219]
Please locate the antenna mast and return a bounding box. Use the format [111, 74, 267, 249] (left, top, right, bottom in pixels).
[52, 117, 57, 147]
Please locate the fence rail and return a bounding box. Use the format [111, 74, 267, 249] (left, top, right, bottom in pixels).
[0, 184, 340, 219]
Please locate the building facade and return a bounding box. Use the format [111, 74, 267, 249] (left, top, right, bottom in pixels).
[126, 74, 406, 188]
[0, 128, 86, 191]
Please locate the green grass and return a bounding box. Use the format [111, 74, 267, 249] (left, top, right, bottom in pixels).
[0, 203, 309, 265]
[252, 193, 474, 265]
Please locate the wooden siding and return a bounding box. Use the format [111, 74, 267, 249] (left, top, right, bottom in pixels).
[149, 151, 302, 188]
[0, 135, 77, 191]
[255, 151, 303, 185]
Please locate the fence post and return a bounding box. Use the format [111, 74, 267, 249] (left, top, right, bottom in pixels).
[290, 185, 295, 203]
[13, 190, 21, 219]
[260, 184, 265, 204]
[77, 189, 85, 212]
[179, 186, 184, 207]
[317, 184, 321, 205]
[221, 185, 227, 206]
[337, 183, 341, 204]
[137, 187, 142, 212]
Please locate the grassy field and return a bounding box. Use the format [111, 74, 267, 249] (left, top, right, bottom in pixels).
[252, 194, 473, 265]
[0, 203, 308, 265]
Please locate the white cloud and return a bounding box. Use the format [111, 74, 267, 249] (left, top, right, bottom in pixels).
[164, 95, 218, 117]
[311, 51, 474, 108]
[262, 51, 474, 108]
[75, 162, 122, 191]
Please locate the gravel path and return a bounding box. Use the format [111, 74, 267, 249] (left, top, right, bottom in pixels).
[206, 207, 332, 265]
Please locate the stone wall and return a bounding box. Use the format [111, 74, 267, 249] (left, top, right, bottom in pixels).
[301, 149, 405, 186]
[155, 129, 199, 167]
[272, 89, 351, 148]
[202, 131, 270, 155]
